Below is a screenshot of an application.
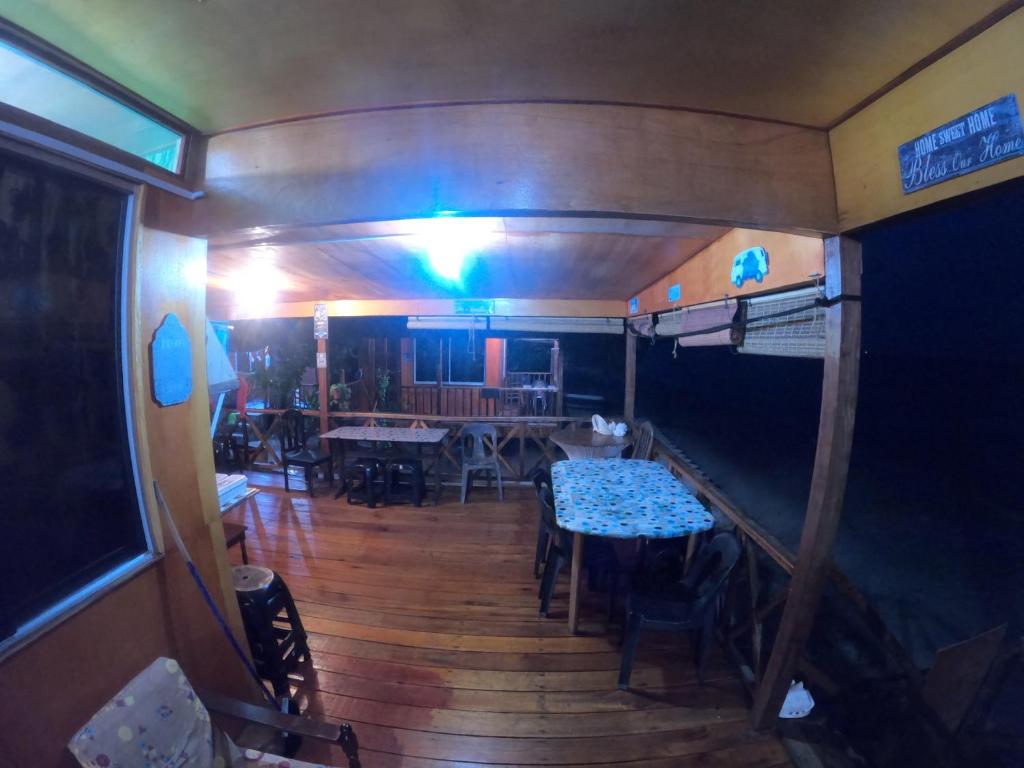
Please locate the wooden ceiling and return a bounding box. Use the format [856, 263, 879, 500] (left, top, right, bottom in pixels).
[206, 217, 728, 306]
[2, 0, 1011, 132]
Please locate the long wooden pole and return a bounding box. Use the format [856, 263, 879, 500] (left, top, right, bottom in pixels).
[624, 331, 637, 422]
[750, 235, 862, 729]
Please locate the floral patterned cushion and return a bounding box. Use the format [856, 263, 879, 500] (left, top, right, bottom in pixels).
[67, 657, 331, 768]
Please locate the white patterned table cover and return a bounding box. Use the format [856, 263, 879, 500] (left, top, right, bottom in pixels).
[552, 459, 714, 539]
[323, 426, 449, 443]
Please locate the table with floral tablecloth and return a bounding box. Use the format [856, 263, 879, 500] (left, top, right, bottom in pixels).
[551, 458, 714, 631]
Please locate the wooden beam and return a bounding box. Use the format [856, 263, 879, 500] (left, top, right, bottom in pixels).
[624, 331, 637, 423]
[317, 337, 329, 442]
[203, 102, 838, 236]
[208, 297, 627, 321]
[750, 235, 862, 729]
[631, 228, 825, 316]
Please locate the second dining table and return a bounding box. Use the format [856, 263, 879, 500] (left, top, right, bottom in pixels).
[552, 458, 715, 632]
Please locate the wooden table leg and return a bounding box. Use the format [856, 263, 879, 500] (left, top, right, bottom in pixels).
[568, 532, 584, 633]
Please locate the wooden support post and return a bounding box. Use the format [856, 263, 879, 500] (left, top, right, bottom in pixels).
[317, 337, 329, 445]
[624, 331, 636, 423]
[750, 235, 862, 730]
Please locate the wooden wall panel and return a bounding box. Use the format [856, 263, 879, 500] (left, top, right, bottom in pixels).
[203, 103, 838, 236]
[631, 229, 825, 315]
[0, 196, 251, 767]
[830, 8, 1024, 231]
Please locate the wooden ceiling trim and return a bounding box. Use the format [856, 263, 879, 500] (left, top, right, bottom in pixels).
[207, 297, 627, 322]
[203, 103, 838, 236]
[209, 97, 820, 138]
[825, 0, 1024, 130]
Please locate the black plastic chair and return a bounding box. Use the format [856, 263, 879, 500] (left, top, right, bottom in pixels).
[280, 409, 333, 497]
[618, 531, 740, 689]
[533, 472, 620, 619]
[531, 469, 556, 578]
[384, 458, 425, 506]
[346, 457, 386, 507]
[225, 416, 263, 469]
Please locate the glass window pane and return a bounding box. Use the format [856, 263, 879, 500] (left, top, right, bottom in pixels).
[414, 338, 440, 383]
[446, 333, 485, 384]
[0, 147, 147, 638]
[0, 41, 183, 172]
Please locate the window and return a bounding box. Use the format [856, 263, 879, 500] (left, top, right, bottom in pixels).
[507, 338, 555, 373]
[0, 40, 184, 172]
[414, 334, 485, 385]
[0, 146, 150, 646]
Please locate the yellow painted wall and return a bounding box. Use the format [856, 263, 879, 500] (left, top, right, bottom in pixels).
[830, 8, 1024, 231]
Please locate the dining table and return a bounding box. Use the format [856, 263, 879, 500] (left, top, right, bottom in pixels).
[551, 458, 715, 632]
[323, 425, 450, 503]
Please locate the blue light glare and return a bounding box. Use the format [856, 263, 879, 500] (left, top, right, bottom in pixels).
[416, 216, 497, 285]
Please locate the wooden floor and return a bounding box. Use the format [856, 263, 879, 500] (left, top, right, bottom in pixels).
[224, 474, 790, 767]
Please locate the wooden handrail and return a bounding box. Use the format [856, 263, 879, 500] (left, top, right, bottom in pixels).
[648, 425, 796, 573]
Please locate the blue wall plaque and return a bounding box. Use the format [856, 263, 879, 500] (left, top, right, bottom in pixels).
[150, 313, 192, 407]
[667, 283, 681, 302]
[629, 296, 639, 315]
[898, 94, 1024, 194]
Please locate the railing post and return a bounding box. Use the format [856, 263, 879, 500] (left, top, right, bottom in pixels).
[750, 235, 862, 729]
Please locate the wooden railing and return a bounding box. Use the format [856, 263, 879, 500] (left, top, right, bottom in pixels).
[239, 408, 588, 482]
[399, 385, 560, 417]
[646, 423, 936, 739]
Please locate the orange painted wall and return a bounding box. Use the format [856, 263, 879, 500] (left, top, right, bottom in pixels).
[631, 228, 825, 316]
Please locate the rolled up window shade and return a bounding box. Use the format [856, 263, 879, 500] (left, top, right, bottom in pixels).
[738, 286, 825, 358]
[655, 299, 737, 346]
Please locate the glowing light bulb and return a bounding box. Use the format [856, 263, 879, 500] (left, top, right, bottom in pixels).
[233, 255, 281, 315]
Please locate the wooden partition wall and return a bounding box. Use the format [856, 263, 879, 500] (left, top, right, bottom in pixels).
[0, 189, 252, 768]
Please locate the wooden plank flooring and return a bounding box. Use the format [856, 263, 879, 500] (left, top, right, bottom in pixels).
[224, 474, 790, 767]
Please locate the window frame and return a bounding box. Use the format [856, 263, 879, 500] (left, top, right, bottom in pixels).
[0, 137, 159, 660]
[0, 19, 197, 180]
[413, 335, 486, 386]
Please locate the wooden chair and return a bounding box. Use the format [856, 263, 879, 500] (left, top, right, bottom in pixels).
[618, 532, 740, 688]
[459, 423, 503, 503]
[67, 656, 361, 768]
[631, 420, 655, 460]
[281, 408, 333, 497]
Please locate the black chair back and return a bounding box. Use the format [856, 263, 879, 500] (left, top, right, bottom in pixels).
[280, 409, 308, 454]
[632, 420, 654, 460]
[681, 532, 741, 610]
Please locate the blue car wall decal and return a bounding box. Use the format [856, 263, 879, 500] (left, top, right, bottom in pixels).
[731, 246, 769, 288]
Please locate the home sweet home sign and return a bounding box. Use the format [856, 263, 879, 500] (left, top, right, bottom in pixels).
[898, 94, 1024, 194]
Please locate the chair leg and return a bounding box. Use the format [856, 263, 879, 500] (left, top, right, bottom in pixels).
[284, 462, 290, 492]
[460, 467, 471, 503]
[696, 611, 715, 684]
[495, 463, 503, 501]
[618, 611, 643, 690]
[539, 551, 565, 617]
[534, 525, 549, 579]
[306, 466, 314, 498]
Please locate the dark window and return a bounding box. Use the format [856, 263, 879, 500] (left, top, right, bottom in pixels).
[414, 334, 485, 384]
[0, 147, 146, 641]
[507, 338, 554, 372]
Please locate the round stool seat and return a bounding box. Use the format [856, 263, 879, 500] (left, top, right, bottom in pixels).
[233, 564, 274, 592]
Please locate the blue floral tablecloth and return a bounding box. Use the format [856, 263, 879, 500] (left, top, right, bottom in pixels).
[552, 458, 714, 539]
